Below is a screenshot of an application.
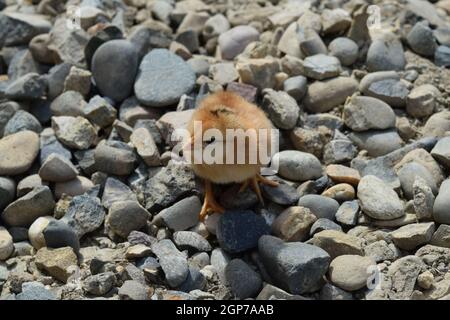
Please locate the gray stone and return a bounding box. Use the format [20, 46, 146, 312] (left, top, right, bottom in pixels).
[364, 240, 400, 262]
[258, 235, 330, 294]
[218, 26, 259, 60]
[3, 110, 42, 136]
[39, 154, 78, 182]
[43, 219, 80, 253]
[176, 266, 206, 293]
[320, 283, 353, 300]
[0, 101, 19, 137]
[433, 179, 450, 224]
[435, 45, 450, 67]
[343, 96, 395, 132]
[328, 37, 358, 66]
[303, 77, 358, 113]
[40, 128, 71, 164]
[118, 280, 148, 300]
[202, 13, 230, 40]
[413, 176, 435, 221]
[336, 200, 359, 226]
[5, 73, 47, 100]
[434, 27, 450, 47]
[261, 89, 299, 130]
[349, 129, 403, 157]
[224, 259, 262, 299]
[0, 177, 15, 211]
[173, 231, 211, 252]
[91, 40, 139, 102]
[217, 210, 270, 254]
[83, 272, 115, 296]
[151, 239, 189, 288]
[62, 193, 105, 238]
[83, 95, 117, 128]
[102, 177, 137, 209]
[323, 139, 357, 164]
[422, 110, 450, 138]
[357, 175, 404, 220]
[431, 137, 450, 170]
[272, 150, 322, 182]
[407, 21, 437, 57]
[107, 201, 149, 238]
[406, 84, 439, 119]
[397, 162, 437, 200]
[261, 180, 299, 206]
[94, 140, 137, 176]
[391, 222, 435, 250]
[144, 162, 197, 213]
[47, 63, 72, 100]
[430, 225, 450, 248]
[366, 32, 406, 71]
[283, 76, 307, 101]
[363, 78, 409, 108]
[209, 62, 239, 86]
[0, 12, 51, 46]
[2, 186, 55, 227]
[298, 195, 339, 220]
[302, 54, 341, 80]
[16, 281, 56, 300]
[310, 218, 342, 236]
[134, 49, 195, 107]
[157, 196, 201, 231]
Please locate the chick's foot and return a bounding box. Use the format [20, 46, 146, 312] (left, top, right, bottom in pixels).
[199, 180, 225, 221]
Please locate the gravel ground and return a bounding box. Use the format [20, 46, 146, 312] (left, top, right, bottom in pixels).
[1, 0, 450, 300]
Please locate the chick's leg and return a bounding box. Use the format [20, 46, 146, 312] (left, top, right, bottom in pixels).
[199, 180, 225, 221]
[239, 174, 279, 205]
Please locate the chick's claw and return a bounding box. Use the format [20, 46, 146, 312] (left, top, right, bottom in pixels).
[199, 180, 225, 222]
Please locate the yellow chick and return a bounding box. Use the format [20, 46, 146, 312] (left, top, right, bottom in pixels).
[185, 91, 279, 221]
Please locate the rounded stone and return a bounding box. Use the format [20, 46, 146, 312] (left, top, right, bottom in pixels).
[0, 130, 39, 175]
[91, 39, 139, 102]
[329, 255, 376, 291]
[357, 175, 405, 220]
[343, 95, 396, 132]
[218, 26, 259, 60]
[134, 49, 196, 107]
[397, 162, 438, 200]
[272, 150, 323, 182]
[328, 37, 359, 66]
[298, 195, 339, 220]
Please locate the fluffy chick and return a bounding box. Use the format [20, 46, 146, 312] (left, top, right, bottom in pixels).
[185, 91, 279, 221]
